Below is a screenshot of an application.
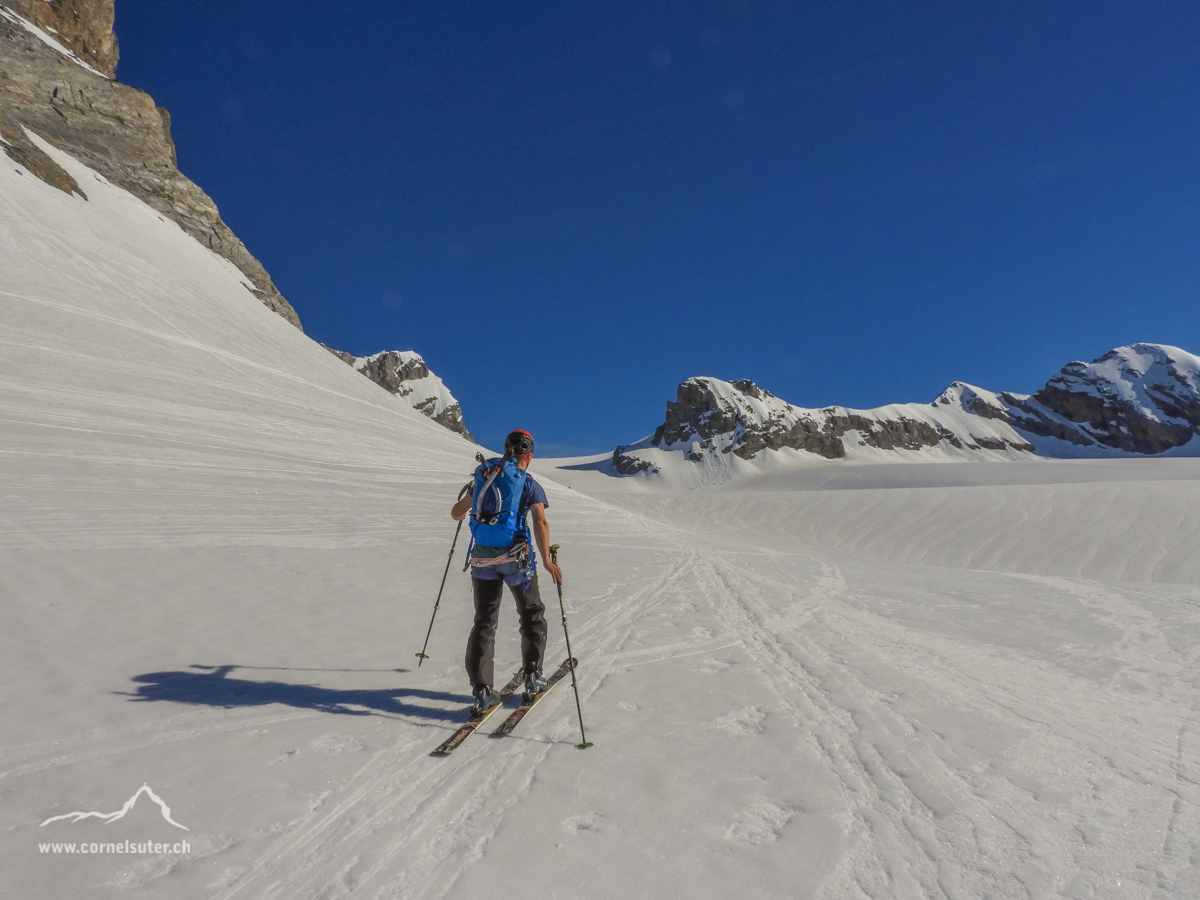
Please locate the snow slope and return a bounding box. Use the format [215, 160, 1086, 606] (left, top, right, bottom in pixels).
[4, 133, 1200, 899]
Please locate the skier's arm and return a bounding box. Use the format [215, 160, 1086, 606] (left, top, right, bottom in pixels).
[529, 503, 563, 584]
[450, 481, 474, 521]
[451, 495, 471, 521]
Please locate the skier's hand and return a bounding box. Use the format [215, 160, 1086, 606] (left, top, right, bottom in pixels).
[545, 560, 563, 585]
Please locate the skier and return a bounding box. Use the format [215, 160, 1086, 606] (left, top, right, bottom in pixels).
[451, 429, 564, 714]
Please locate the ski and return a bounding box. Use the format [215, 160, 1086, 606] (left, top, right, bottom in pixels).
[431, 668, 525, 756]
[490, 656, 578, 738]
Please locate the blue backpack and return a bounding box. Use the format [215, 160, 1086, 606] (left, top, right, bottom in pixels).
[469, 456, 529, 547]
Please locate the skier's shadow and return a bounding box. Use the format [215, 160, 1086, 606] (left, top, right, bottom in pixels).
[120, 665, 470, 722]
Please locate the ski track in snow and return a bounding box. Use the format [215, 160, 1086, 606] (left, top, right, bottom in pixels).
[5, 133, 1200, 898]
[204, 521, 695, 900]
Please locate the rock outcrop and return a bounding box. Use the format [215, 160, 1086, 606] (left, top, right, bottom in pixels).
[0, 1, 301, 328]
[323, 347, 474, 441]
[613, 344, 1200, 476]
[1025, 347, 1200, 453]
[5, 0, 118, 76]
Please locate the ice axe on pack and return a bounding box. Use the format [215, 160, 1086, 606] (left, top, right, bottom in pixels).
[415, 480, 474, 666]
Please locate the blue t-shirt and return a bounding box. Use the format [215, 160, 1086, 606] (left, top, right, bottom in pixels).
[472, 475, 548, 583]
[516, 476, 549, 541]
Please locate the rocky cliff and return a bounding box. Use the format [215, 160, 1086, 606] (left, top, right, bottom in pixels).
[0, 1, 301, 328]
[324, 347, 473, 441]
[1009, 345, 1200, 454]
[4, 0, 117, 75]
[613, 344, 1200, 476]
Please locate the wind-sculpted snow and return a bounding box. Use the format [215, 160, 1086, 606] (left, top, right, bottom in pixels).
[600, 459, 1200, 585]
[6, 130, 1200, 899]
[608, 345, 1200, 484]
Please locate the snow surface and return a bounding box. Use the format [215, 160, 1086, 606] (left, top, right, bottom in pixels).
[4, 134, 1200, 899]
[1067, 344, 1200, 410]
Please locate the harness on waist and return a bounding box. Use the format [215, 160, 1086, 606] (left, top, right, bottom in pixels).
[466, 542, 530, 569]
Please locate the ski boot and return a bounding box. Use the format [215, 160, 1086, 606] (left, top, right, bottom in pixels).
[471, 685, 501, 717]
[523, 671, 548, 702]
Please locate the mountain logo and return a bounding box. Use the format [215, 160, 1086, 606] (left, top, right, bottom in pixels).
[41, 783, 190, 831]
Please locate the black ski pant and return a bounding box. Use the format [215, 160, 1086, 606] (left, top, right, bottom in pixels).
[465, 575, 548, 692]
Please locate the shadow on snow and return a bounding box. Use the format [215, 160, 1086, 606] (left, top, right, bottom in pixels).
[554, 457, 617, 473]
[121, 664, 470, 722]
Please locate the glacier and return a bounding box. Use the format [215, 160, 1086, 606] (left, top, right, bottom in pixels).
[3, 131, 1200, 899]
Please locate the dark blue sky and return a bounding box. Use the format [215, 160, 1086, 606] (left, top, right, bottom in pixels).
[116, 1, 1200, 455]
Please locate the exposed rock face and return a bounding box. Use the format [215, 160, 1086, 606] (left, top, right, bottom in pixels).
[0, 109, 86, 196]
[0, 1, 301, 328]
[1028, 347, 1200, 453]
[323, 346, 356, 367]
[612, 446, 658, 475]
[627, 377, 979, 469]
[6, 0, 118, 76]
[612, 344, 1200, 476]
[652, 377, 746, 447]
[323, 347, 474, 441]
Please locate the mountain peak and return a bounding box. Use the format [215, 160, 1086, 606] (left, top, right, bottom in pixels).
[323, 348, 473, 441]
[1030, 343, 1200, 454]
[613, 343, 1200, 480]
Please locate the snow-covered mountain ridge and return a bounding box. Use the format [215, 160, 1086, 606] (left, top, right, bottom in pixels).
[613, 344, 1200, 477]
[323, 347, 473, 440]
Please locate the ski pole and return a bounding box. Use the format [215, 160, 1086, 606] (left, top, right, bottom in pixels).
[416, 482, 473, 667]
[550, 544, 592, 749]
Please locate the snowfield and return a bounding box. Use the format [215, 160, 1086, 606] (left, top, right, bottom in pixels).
[3, 134, 1200, 899]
